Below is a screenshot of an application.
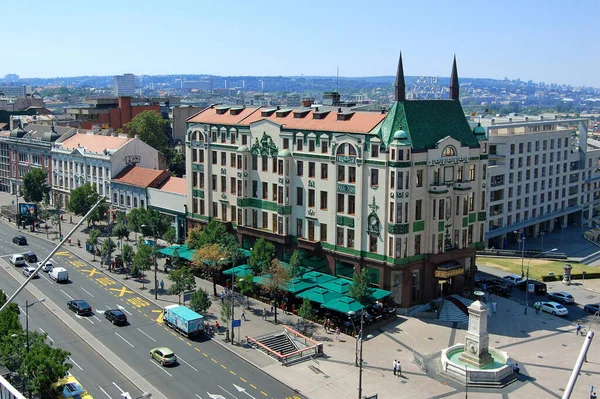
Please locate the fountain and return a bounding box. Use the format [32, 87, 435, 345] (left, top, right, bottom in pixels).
[440, 292, 515, 386]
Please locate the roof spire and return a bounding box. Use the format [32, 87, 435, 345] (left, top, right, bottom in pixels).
[450, 54, 459, 101]
[394, 52, 406, 102]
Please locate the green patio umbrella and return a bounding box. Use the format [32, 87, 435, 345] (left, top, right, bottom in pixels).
[321, 296, 365, 314]
[253, 274, 272, 285]
[282, 277, 315, 294]
[318, 279, 353, 294]
[222, 264, 253, 278]
[297, 287, 341, 305]
[365, 288, 392, 303]
[300, 271, 337, 285]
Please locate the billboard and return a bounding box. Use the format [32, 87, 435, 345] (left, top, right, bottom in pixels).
[19, 203, 37, 226]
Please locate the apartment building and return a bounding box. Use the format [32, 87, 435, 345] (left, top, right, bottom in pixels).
[113, 74, 136, 97]
[185, 55, 488, 306]
[479, 115, 594, 249]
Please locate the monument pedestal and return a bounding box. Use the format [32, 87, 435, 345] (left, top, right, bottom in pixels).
[458, 298, 494, 368]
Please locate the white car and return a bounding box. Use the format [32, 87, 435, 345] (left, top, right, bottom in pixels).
[37, 261, 54, 272]
[503, 274, 523, 287]
[22, 266, 39, 279]
[536, 301, 569, 317]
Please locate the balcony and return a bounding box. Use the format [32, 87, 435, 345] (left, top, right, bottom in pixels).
[236, 225, 292, 245]
[297, 237, 322, 252]
[428, 183, 448, 194]
[454, 180, 472, 191]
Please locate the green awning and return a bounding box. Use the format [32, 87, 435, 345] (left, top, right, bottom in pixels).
[238, 249, 251, 258]
[253, 274, 272, 285]
[321, 296, 365, 314]
[300, 271, 337, 285]
[297, 287, 341, 305]
[283, 277, 316, 294]
[158, 245, 195, 261]
[318, 279, 353, 294]
[365, 288, 392, 302]
[222, 264, 253, 278]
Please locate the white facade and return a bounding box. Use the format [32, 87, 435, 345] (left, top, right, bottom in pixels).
[113, 73, 136, 97]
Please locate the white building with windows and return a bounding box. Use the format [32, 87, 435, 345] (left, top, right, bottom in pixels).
[51, 132, 162, 208]
[185, 55, 488, 307]
[113, 73, 136, 97]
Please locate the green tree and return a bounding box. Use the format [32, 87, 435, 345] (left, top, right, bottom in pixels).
[101, 238, 117, 267]
[126, 110, 169, 153]
[289, 250, 303, 278]
[0, 289, 21, 338]
[297, 297, 313, 334]
[249, 237, 275, 275]
[20, 169, 50, 204]
[263, 259, 290, 323]
[236, 274, 254, 309]
[186, 220, 228, 249]
[140, 208, 170, 240]
[165, 148, 186, 177]
[348, 267, 371, 304]
[190, 288, 212, 314]
[220, 297, 233, 333]
[163, 227, 177, 246]
[168, 266, 196, 304]
[113, 223, 130, 243]
[122, 244, 135, 276]
[133, 240, 153, 288]
[127, 208, 145, 240]
[194, 243, 230, 296]
[68, 183, 107, 226]
[87, 228, 101, 261]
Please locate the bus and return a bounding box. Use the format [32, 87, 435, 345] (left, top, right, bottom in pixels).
[51, 372, 93, 399]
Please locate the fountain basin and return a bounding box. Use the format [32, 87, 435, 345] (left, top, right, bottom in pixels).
[441, 344, 514, 386]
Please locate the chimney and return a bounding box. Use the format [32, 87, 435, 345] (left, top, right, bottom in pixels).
[301, 98, 314, 107]
[118, 96, 132, 129]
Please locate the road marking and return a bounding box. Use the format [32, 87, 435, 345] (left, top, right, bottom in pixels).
[240, 378, 247, 383]
[195, 395, 203, 399]
[75, 314, 94, 324]
[60, 289, 74, 300]
[80, 287, 95, 298]
[39, 273, 50, 282]
[96, 277, 115, 286]
[68, 356, 83, 371]
[250, 384, 257, 390]
[136, 328, 156, 342]
[93, 315, 101, 322]
[81, 268, 99, 277]
[177, 355, 198, 371]
[117, 305, 132, 315]
[98, 386, 112, 399]
[18, 306, 28, 317]
[150, 360, 172, 377]
[219, 386, 239, 399]
[230, 370, 236, 375]
[112, 382, 125, 394]
[221, 364, 227, 370]
[206, 393, 226, 399]
[127, 297, 150, 308]
[260, 392, 267, 397]
[151, 309, 163, 323]
[115, 332, 134, 347]
[70, 260, 85, 268]
[108, 286, 133, 297]
[186, 342, 192, 347]
[38, 328, 54, 342]
[211, 358, 217, 363]
[55, 251, 72, 258]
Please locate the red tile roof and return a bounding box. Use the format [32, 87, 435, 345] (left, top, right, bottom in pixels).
[113, 166, 170, 188]
[187, 106, 261, 125]
[59, 133, 133, 153]
[159, 176, 186, 195]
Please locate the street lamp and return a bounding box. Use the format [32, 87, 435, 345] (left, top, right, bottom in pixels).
[24, 299, 45, 398]
[524, 248, 557, 314]
[141, 224, 158, 300]
[348, 310, 373, 399]
[519, 231, 526, 278]
[561, 224, 566, 243]
[540, 231, 545, 252]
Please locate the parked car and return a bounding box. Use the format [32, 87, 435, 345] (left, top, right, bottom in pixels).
[486, 280, 511, 297]
[548, 292, 575, 305]
[516, 279, 547, 295]
[535, 301, 569, 316]
[503, 274, 523, 287]
[12, 236, 27, 245]
[150, 347, 177, 366]
[10, 254, 26, 266]
[584, 303, 600, 313]
[22, 266, 39, 279]
[104, 309, 128, 325]
[474, 276, 489, 288]
[22, 251, 37, 263]
[67, 300, 92, 315]
[37, 261, 53, 272]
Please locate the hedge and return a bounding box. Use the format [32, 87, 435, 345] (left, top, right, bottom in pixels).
[540, 273, 600, 282]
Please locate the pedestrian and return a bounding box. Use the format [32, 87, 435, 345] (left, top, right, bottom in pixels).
[492, 301, 497, 314]
[335, 326, 341, 341]
[215, 321, 220, 333]
[397, 360, 402, 377]
[241, 309, 247, 321]
[271, 305, 275, 315]
[263, 308, 267, 320]
[164, 263, 168, 273]
[591, 391, 597, 399]
[512, 363, 520, 374]
[160, 280, 164, 291]
[323, 319, 329, 333]
[393, 359, 397, 375]
[577, 322, 582, 335]
[220, 291, 225, 304]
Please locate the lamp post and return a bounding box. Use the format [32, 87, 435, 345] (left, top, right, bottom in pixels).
[519, 231, 526, 278]
[25, 299, 45, 398]
[142, 223, 159, 300]
[348, 310, 373, 399]
[540, 231, 545, 252]
[525, 248, 557, 314]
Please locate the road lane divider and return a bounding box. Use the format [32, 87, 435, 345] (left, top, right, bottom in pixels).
[112, 381, 125, 394]
[176, 355, 198, 372]
[92, 315, 102, 323]
[81, 268, 99, 277]
[39, 327, 54, 342]
[68, 356, 83, 371]
[150, 360, 172, 377]
[117, 304, 132, 315]
[136, 328, 156, 342]
[98, 386, 111, 398]
[60, 289, 74, 300]
[115, 332, 134, 348]
[80, 287, 95, 298]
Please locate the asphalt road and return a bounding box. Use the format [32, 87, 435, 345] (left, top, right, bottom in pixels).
[1, 229, 303, 399]
[0, 266, 143, 399]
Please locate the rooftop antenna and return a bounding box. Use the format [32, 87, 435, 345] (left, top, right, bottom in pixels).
[336, 65, 339, 93]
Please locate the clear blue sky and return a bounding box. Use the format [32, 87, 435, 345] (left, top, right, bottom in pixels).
[4, 0, 599, 87]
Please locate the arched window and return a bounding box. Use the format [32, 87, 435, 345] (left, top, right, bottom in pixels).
[336, 143, 357, 156]
[337, 143, 347, 155]
[442, 146, 456, 157]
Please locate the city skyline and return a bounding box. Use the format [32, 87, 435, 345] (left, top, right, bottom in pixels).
[3, 0, 599, 87]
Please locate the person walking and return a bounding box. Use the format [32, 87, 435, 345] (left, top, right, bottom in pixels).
[397, 360, 402, 377]
[577, 322, 582, 335]
[160, 280, 164, 292]
[220, 291, 225, 304]
[262, 307, 267, 320]
[393, 359, 397, 375]
[335, 326, 341, 341]
[323, 319, 329, 333]
[241, 309, 247, 321]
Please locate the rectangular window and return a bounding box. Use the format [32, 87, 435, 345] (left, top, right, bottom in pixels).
[297, 161, 304, 176]
[221, 152, 226, 166]
[222, 203, 228, 221]
[200, 173, 205, 189]
[309, 162, 315, 178]
[272, 183, 278, 201]
[278, 160, 283, 175]
[283, 138, 289, 149]
[321, 163, 328, 179]
[390, 171, 395, 189]
[262, 182, 268, 199]
[242, 135, 248, 145]
[199, 150, 204, 162]
[347, 229, 355, 248]
[337, 165, 345, 181]
[231, 177, 236, 194]
[252, 180, 258, 198]
[231, 133, 236, 145]
[309, 140, 315, 152]
[230, 153, 236, 167]
[296, 187, 303, 206]
[348, 195, 355, 215]
[308, 189, 315, 207]
[212, 175, 217, 191]
[415, 199, 422, 220]
[320, 223, 328, 241]
[212, 151, 217, 165]
[414, 234, 421, 255]
[262, 156, 268, 171]
[371, 145, 379, 158]
[371, 169, 379, 186]
[416, 170, 423, 187]
[297, 140, 303, 151]
[337, 194, 345, 213]
[320, 191, 328, 210]
[221, 176, 226, 192]
[321, 141, 328, 153]
[369, 235, 377, 253]
[251, 155, 257, 170]
[337, 227, 344, 245]
[262, 212, 268, 228]
[349, 167, 356, 183]
[237, 155, 242, 169]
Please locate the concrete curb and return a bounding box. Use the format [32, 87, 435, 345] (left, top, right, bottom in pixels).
[0, 259, 168, 399]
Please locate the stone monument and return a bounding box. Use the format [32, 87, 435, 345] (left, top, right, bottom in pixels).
[458, 293, 493, 368]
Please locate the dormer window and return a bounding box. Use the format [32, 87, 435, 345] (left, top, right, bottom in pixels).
[312, 110, 330, 120]
[293, 110, 310, 119]
[216, 106, 230, 115]
[443, 146, 457, 157]
[309, 141, 315, 152]
[260, 108, 276, 117]
[229, 107, 244, 115]
[371, 145, 379, 158]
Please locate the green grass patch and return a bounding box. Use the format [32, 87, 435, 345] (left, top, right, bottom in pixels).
[477, 256, 599, 281]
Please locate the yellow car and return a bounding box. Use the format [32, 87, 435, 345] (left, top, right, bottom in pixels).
[52, 372, 93, 399]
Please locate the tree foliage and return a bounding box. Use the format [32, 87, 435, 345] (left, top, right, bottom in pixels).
[220, 297, 233, 325]
[20, 169, 50, 203]
[122, 243, 135, 267]
[127, 208, 145, 239]
[133, 239, 153, 282]
[113, 223, 130, 242]
[289, 250, 304, 279]
[67, 183, 107, 225]
[348, 267, 371, 304]
[297, 297, 313, 334]
[186, 220, 228, 249]
[249, 237, 275, 275]
[236, 274, 254, 309]
[163, 226, 177, 246]
[168, 266, 196, 304]
[139, 208, 170, 239]
[101, 238, 116, 261]
[126, 110, 169, 153]
[190, 288, 212, 314]
[194, 243, 230, 296]
[87, 228, 101, 261]
[165, 147, 186, 177]
[263, 259, 290, 323]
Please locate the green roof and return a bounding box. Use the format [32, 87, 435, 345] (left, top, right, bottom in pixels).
[158, 244, 195, 261]
[365, 288, 392, 302]
[300, 271, 337, 285]
[379, 100, 480, 150]
[297, 287, 341, 305]
[283, 277, 316, 294]
[318, 279, 353, 294]
[222, 264, 253, 278]
[321, 296, 365, 314]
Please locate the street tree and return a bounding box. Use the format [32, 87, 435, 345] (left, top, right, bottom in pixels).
[113, 223, 130, 245]
[127, 207, 145, 240]
[101, 238, 117, 267]
[20, 169, 51, 204]
[220, 297, 233, 333]
[133, 240, 153, 288]
[190, 288, 212, 314]
[194, 243, 230, 297]
[122, 244, 135, 267]
[68, 183, 107, 226]
[297, 297, 314, 334]
[236, 274, 254, 309]
[186, 219, 228, 249]
[163, 226, 177, 246]
[263, 259, 290, 323]
[139, 208, 170, 239]
[348, 267, 371, 304]
[0, 288, 21, 338]
[168, 266, 196, 304]
[288, 250, 304, 278]
[165, 147, 186, 177]
[126, 110, 169, 153]
[249, 237, 275, 275]
[87, 228, 101, 261]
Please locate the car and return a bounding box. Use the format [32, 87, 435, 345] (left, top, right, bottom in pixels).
[37, 261, 54, 272]
[516, 279, 547, 295]
[536, 301, 569, 316]
[104, 309, 128, 325]
[474, 276, 489, 288]
[503, 274, 523, 287]
[22, 266, 39, 278]
[67, 300, 92, 315]
[150, 347, 177, 366]
[10, 254, 26, 266]
[584, 303, 600, 313]
[12, 236, 27, 245]
[486, 280, 511, 297]
[22, 251, 37, 263]
[548, 292, 575, 304]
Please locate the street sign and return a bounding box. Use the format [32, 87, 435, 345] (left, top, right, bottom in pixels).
[183, 290, 194, 303]
[232, 319, 241, 328]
